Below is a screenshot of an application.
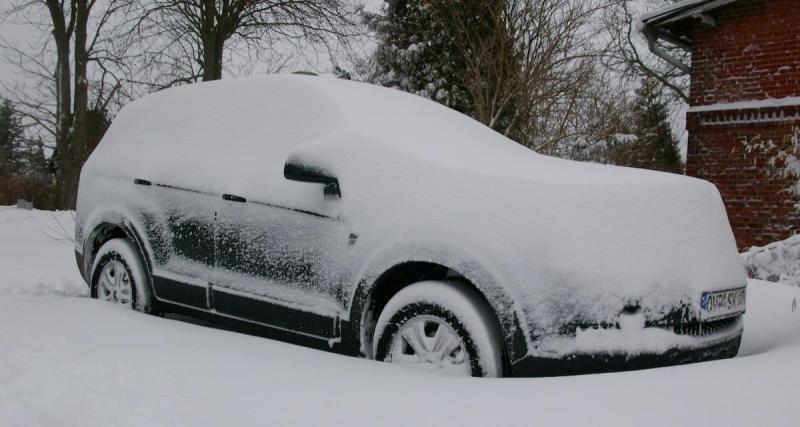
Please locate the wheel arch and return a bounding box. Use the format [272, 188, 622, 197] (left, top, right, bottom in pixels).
[344, 252, 531, 375]
[80, 211, 154, 284]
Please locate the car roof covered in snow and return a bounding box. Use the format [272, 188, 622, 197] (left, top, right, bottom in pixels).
[96, 74, 687, 188]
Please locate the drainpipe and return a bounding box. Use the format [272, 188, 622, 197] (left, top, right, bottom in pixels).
[642, 28, 691, 74]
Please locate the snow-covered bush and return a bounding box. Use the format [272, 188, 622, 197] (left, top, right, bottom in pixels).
[739, 127, 800, 286]
[743, 126, 800, 198]
[741, 234, 800, 287]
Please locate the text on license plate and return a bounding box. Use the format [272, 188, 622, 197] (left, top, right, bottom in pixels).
[700, 287, 746, 321]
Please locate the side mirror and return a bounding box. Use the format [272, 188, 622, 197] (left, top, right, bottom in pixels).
[284, 158, 341, 198]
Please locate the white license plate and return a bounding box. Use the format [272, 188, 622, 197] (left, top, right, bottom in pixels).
[700, 287, 746, 321]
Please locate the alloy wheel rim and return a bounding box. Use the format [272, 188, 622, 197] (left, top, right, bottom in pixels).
[97, 260, 133, 305]
[388, 315, 470, 376]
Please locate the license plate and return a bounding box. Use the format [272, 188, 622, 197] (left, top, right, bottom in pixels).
[700, 287, 746, 321]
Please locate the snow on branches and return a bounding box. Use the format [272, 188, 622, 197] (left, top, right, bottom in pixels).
[742, 126, 800, 199]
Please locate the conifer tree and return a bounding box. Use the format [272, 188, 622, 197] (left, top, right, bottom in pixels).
[364, 0, 487, 115]
[619, 78, 683, 173]
[0, 99, 24, 170]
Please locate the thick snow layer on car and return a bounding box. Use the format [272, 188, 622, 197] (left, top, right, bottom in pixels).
[80, 75, 746, 352]
[566, 317, 741, 355]
[0, 207, 799, 426]
[88, 74, 687, 205]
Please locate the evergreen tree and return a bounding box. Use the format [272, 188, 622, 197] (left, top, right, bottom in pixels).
[574, 79, 683, 173]
[362, 1, 602, 149]
[0, 98, 58, 208]
[364, 0, 475, 115]
[84, 107, 111, 156]
[28, 139, 48, 175]
[0, 98, 24, 170]
[630, 77, 683, 173]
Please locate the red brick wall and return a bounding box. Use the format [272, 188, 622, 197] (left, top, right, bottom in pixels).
[686, 109, 800, 250]
[690, 0, 800, 105]
[686, 0, 800, 250]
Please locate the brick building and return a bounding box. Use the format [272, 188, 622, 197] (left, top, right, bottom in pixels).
[641, 0, 800, 250]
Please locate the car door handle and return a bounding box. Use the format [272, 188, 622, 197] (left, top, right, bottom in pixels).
[222, 194, 247, 203]
[133, 178, 152, 186]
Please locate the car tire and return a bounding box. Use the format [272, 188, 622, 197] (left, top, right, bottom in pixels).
[91, 238, 158, 314]
[373, 281, 503, 377]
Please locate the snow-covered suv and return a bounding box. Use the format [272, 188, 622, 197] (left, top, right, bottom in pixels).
[74, 75, 747, 377]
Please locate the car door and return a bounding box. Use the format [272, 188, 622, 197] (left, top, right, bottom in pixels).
[135, 179, 218, 310]
[212, 190, 350, 338]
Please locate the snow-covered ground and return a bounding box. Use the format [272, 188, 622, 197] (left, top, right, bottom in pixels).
[1, 206, 799, 426]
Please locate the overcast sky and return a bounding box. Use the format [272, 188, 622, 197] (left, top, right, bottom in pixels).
[0, 0, 383, 89]
[0, 0, 35, 87]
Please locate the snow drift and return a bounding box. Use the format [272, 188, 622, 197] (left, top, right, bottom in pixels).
[742, 234, 800, 287]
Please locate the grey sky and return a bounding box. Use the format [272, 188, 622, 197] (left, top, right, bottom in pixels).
[0, 0, 383, 89]
[0, 0, 36, 87]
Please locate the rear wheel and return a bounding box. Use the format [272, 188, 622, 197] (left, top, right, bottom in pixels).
[91, 238, 157, 314]
[373, 281, 503, 377]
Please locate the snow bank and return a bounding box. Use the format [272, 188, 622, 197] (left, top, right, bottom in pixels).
[0, 207, 86, 297]
[742, 234, 800, 287]
[0, 286, 797, 426]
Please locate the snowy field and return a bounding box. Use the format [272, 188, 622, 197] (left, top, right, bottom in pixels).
[0, 206, 799, 427]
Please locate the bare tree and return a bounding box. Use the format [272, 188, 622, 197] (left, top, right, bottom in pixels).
[601, 0, 689, 103]
[433, 0, 614, 152]
[547, 71, 635, 160]
[136, 0, 363, 83]
[3, 0, 137, 208]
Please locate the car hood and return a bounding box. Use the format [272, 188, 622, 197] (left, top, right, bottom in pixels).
[495, 173, 746, 334]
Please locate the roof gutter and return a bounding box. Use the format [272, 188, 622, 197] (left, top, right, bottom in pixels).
[639, 0, 739, 73]
[642, 28, 691, 74]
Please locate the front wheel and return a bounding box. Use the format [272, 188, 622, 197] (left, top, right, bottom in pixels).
[373, 281, 504, 377]
[91, 238, 157, 314]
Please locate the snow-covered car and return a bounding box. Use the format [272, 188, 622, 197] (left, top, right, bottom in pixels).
[74, 75, 747, 377]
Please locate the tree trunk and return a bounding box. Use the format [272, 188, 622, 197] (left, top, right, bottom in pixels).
[44, 0, 73, 209]
[64, 0, 90, 209]
[200, 0, 224, 81]
[201, 32, 224, 81]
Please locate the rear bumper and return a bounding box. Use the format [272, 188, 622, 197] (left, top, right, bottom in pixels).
[509, 329, 742, 377]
